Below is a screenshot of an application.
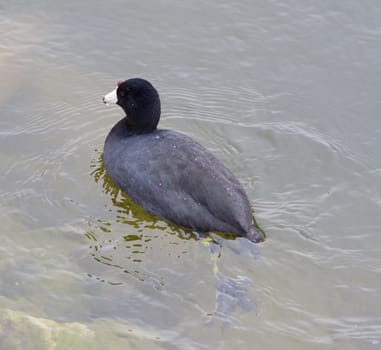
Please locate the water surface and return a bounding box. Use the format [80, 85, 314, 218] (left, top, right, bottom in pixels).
[1, 1, 381, 349]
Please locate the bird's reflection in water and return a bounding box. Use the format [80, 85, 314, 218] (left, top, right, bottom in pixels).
[89, 152, 259, 327]
[88, 152, 207, 285]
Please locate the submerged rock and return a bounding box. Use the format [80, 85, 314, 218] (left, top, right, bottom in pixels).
[0, 309, 166, 350]
[0, 309, 93, 350]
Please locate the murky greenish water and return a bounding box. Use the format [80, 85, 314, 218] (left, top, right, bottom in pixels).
[1, 0, 381, 349]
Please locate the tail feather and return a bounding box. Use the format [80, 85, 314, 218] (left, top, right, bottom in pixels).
[246, 224, 265, 243]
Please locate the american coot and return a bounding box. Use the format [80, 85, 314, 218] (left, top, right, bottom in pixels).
[102, 78, 264, 243]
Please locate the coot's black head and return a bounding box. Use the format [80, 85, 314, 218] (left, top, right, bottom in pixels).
[103, 78, 161, 134]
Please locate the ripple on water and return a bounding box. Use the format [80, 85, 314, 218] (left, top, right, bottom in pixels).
[0, 91, 111, 230]
[162, 84, 267, 126]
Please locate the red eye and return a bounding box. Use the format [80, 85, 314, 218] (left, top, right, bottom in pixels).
[119, 90, 126, 97]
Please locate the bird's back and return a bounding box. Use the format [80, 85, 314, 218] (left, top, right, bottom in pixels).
[104, 120, 253, 235]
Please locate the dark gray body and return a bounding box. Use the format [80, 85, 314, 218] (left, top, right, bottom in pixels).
[104, 118, 253, 236]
